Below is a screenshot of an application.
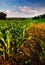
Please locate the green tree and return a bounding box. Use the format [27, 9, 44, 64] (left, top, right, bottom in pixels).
[0, 12, 7, 20]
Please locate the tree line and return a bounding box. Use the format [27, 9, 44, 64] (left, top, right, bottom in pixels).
[0, 12, 45, 20]
[33, 14, 45, 19]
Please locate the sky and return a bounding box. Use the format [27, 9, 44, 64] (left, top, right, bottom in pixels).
[0, 0, 45, 17]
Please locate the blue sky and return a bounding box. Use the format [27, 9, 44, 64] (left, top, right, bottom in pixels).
[0, 0, 45, 17]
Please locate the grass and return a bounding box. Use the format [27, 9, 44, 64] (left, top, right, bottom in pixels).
[33, 18, 45, 23]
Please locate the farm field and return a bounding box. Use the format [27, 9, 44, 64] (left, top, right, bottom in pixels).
[0, 18, 45, 65]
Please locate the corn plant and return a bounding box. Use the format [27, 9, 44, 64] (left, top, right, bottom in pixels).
[0, 30, 12, 59]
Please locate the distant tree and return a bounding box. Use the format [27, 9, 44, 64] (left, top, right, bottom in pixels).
[33, 16, 38, 19]
[33, 14, 45, 20]
[42, 14, 45, 18]
[0, 12, 7, 20]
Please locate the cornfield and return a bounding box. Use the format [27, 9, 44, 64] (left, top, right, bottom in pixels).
[0, 19, 45, 65]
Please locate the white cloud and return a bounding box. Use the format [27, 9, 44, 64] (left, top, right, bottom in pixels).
[5, 10, 10, 13]
[18, 6, 45, 16]
[0, 6, 45, 18]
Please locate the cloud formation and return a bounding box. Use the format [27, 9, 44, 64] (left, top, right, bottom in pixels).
[0, 6, 45, 18]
